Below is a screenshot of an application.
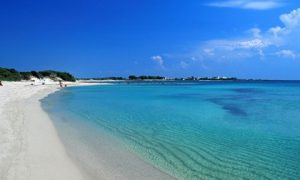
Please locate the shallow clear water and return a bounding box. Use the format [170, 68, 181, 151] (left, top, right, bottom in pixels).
[42, 81, 300, 179]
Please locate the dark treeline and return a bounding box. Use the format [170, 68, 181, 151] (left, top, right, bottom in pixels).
[128, 75, 165, 80]
[80, 75, 165, 81]
[79, 75, 238, 81]
[0, 68, 21, 81]
[0, 67, 76, 82]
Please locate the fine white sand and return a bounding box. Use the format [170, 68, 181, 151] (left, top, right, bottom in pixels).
[0, 81, 174, 180]
[0, 81, 85, 180]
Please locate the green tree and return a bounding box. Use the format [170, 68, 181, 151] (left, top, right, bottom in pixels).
[0, 67, 22, 81]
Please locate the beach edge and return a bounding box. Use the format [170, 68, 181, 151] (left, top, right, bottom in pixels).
[0, 82, 97, 180]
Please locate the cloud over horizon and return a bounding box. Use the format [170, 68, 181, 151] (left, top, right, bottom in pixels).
[189, 8, 300, 63]
[151, 55, 165, 69]
[207, 0, 284, 10]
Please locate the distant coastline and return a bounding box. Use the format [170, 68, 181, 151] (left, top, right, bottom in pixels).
[79, 75, 238, 81]
[2, 66, 298, 83]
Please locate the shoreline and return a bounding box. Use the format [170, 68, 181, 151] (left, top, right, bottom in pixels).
[42, 85, 175, 179]
[0, 81, 174, 180]
[0, 82, 86, 180]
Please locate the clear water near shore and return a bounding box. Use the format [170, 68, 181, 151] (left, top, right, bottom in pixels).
[41, 81, 300, 179]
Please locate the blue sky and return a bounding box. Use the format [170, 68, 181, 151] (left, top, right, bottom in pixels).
[0, 0, 300, 79]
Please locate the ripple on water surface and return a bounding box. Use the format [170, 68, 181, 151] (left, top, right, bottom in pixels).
[42, 82, 300, 179]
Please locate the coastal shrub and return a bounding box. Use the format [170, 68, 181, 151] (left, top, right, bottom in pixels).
[20, 72, 32, 80]
[38, 70, 75, 81]
[39, 70, 53, 77]
[109, 77, 124, 80]
[55, 72, 76, 82]
[0, 67, 76, 82]
[31, 71, 43, 79]
[128, 75, 165, 80]
[39, 70, 58, 80]
[128, 75, 138, 80]
[0, 67, 22, 81]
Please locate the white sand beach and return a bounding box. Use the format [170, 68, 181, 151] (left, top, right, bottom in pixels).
[0, 81, 85, 180]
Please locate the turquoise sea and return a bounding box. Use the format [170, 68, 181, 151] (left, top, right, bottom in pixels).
[41, 81, 300, 179]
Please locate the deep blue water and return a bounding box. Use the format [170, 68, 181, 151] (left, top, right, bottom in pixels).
[42, 81, 300, 179]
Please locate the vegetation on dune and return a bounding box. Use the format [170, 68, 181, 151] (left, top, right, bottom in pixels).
[0, 68, 22, 81]
[19, 72, 32, 80]
[39, 70, 76, 82]
[0, 67, 76, 82]
[31, 71, 43, 79]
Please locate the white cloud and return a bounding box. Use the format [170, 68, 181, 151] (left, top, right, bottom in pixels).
[249, 28, 262, 38]
[268, 26, 284, 38]
[280, 8, 300, 28]
[193, 38, 269, 60]
[191, 8, 300, 61]
[151, 55, 165, 68]
[239, 39, 268, 49]
[276, 50, 297, 59]
[203, 48, 215, 56]
[207, 0, 283, 10]
[180, 61, 189, 69]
